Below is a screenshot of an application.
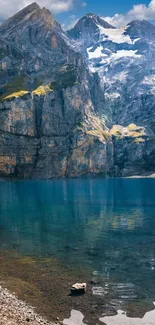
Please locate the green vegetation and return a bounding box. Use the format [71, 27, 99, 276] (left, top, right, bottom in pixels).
[0, 82, 53, 102]
[51, 65, 77, 90]
[0, 75, 27, 102]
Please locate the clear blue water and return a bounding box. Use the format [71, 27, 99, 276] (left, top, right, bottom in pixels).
[1, 178, 155, 312]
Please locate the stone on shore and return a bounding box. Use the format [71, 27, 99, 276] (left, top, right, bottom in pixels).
[71, 283, 87, 294]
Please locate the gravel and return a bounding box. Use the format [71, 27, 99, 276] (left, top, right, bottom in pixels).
[0, 284, 56, 325]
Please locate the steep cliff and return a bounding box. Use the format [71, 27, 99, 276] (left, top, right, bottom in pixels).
[0, 4, 155, 178]
[68, 15, 155, 177]
[0, 3, 113, 178]
[0, 80, 114, 178]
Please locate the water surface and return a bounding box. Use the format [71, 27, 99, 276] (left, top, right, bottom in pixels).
[0, 179, 155, 322]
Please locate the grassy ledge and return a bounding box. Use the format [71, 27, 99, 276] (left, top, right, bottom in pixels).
[1, 85, 53, 102]
[3, 90, 29, 100]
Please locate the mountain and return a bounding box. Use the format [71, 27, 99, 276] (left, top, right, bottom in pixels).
[0, 4, 110, 179]
[0, 2, 81, 96]
[67, 13, 115, 48]
[0, 5, 155, 178]
[68, 16, 155, 176]
[125, 20, 155, 40]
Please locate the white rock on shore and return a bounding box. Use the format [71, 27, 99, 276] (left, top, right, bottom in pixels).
[71, 283, 87, 294]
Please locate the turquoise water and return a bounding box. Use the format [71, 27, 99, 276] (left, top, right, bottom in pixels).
[1, 178, 155, 311]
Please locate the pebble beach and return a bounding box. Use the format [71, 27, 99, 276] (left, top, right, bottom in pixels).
[0, 284, 56, 325]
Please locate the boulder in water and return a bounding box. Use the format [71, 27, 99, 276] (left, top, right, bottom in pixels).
[71, 283, 87, 294]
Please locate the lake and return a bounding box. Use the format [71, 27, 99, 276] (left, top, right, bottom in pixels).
[0, 178, 155, 324]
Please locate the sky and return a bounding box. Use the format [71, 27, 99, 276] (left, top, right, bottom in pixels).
[0, 0, 155, 29]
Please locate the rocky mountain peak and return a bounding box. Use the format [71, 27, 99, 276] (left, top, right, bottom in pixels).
[0, 3, 39, 29]
[13, 2, 40, 18]
[67, 13, 115, 38]
[29, 6, 55, 26]
[67, 13, 115, 49]
[78, 13, 114, 28]
[0, 2, 55, 35]
[128, 19, 154, 27]
[86, 12, 96, 17]
[125, 19, 155, 39]
[0, 1, 79, 101]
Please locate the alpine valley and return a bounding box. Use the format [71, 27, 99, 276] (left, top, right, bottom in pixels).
[1, 2, 155, 179]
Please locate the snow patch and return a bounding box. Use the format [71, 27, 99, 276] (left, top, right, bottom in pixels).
[142, 75, 155, 85]
[99, 50, 141, 66]
[105, 92, 120, 100]
[97, 25, 133, 44]
[133, 38, 141, 44]
[87, 45, 107, 59]
[88, 48, 141, 70]
[111, 50, 141, 60]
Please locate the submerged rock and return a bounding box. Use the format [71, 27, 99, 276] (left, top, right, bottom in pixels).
[92, 286, 107, 297]
[90, 279, 100, 285]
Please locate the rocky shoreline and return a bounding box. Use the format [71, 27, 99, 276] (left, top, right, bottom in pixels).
[0, 284, 56, 325]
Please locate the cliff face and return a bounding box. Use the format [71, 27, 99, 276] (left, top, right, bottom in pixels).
[0, 86, 114, 178]
[0, 4, 155, 178]
[67, 15, 155, 177]
[0, 74, 114, 178]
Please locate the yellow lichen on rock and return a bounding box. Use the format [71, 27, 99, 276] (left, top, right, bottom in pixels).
[2, 84, 53, 101]
[111, 124, 146, 139]
[4, 90, 29, 100]
[128, 123, 139, 131]
[32, 84, 52, 96]
[134, 137, 145, 143]
[87, 129, 105, 142]
[0, 156, 16, 174]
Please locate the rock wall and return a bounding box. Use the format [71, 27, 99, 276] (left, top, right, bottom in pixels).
[0, 79, 114, 178]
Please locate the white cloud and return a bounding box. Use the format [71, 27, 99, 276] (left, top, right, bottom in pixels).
[102, 0, 155, 27]
[81, 2, 87, 8]
[62, 14, 79, 30]
[34, 0, 73, 14]
[0, 0, 81, 20]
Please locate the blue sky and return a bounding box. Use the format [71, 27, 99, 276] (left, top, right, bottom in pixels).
[57, 0, 150, 21]
[55, 0, 155, 28]
[0, 0, 155, 29]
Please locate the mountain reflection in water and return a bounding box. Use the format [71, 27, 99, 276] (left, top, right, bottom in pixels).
[0, 178, 155, 311]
